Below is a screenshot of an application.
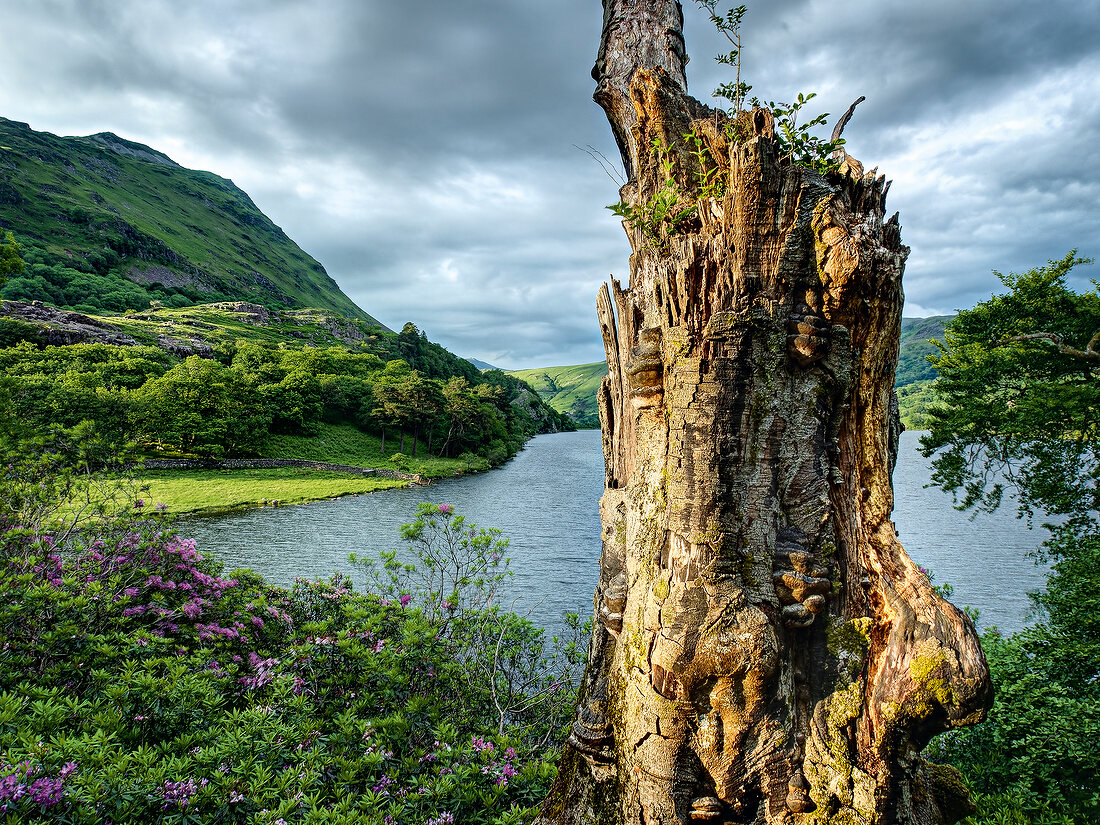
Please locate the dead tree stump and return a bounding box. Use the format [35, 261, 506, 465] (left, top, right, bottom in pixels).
[538, 2, 991, 823]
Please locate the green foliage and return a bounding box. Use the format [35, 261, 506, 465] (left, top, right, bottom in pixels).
[896, 381, 937, 431]
[608, 138, 699, 248]
[920, 252, 1099, 521]
[607, 4, 852, 243]
[897, 316, 952, 387]
[0, 443, 578, 824]
[0, 230, 23, 286]
[135, 356, 271, 458]
[695, 2, 751, 113]
[927, 528, 1100, 822]
[684, 128, 727, 201]
[356, 502, 585, 745]
[0, 311, 565, 473]
[749, 93, 846, 174]
[696, 3, 845, 173]
[921, 252, 1100, 823]
[505, 362, 607, 429]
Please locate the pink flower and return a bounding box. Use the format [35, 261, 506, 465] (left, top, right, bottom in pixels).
[399, 594, 412, 607]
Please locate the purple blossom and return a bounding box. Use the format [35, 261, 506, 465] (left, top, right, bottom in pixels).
[471, 736, 493, 753]
[159, 778, 197, 810]
[28, 777, 64, 806]
[399, 594, 412, 607]
[436, 503, 453, 514]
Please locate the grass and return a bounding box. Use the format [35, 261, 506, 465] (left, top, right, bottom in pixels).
[100, 303, 389, 351]
[505, 362, 607, 427]
[0, 116, 376, 322]
[261, 423, 490, 477]
[131, 423, 491, 516]
[136, 467, 409, 516]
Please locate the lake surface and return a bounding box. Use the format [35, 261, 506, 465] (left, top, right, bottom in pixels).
[182, 429, 1048, 635]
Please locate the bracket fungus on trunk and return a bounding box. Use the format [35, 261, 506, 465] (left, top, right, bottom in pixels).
[538, 3, 991, 824]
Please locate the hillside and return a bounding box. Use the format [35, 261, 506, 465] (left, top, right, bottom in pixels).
[0, 117, 377, 323]
[511, 317, 953, 430]
[0, 299, 572, 485]
[505, 361, 607, 428]
[897, 315, 951, 387]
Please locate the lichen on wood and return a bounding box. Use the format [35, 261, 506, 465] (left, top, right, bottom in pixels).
[537, 2, 990, 824]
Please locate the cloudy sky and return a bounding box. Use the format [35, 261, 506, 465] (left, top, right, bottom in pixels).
[1, 0, 1098, 369]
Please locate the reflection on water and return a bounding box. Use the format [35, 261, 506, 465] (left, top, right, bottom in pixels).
[182, 429, 1047, 635]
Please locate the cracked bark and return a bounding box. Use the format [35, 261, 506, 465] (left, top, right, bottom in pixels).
[537, 2, 991, 824]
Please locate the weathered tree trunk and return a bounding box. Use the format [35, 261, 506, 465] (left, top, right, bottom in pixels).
[538, 3, 990, 824]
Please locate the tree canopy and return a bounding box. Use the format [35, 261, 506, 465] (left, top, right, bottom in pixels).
[922, 251, 1100, 821]
[0, 230, 24, 286]
[921, 251, 1099, 523]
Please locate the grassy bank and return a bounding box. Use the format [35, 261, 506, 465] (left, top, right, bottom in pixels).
[137, 467, 409, 515]
[131, 424, 495, 516]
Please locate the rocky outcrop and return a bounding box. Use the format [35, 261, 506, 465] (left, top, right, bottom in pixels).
[0, 300, 138, 346]
[509, 385, 564, 434]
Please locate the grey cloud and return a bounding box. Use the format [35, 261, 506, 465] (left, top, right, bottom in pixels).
[1, 0, 1098, 367]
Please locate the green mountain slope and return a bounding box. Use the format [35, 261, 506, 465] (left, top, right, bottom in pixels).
[896, 315, 951, 430]
[511, 317, 954, 430]
[505, 362, 608, 428]
[0, 117, 377, 323]
[897, 315, 951, 387]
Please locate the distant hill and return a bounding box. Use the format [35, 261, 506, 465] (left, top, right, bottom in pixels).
[896, 315, 951, 430]
[897, 315, 951, 387]
[510, 317, 953, 430]
[0, 117, 379, 324]
[505, 362, 607, 428]
[466, 356, 498, 371]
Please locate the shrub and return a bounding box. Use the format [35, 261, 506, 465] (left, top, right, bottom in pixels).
[0, 448, 579, 823]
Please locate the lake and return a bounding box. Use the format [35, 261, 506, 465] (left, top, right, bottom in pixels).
[182, 429, 1048, 635]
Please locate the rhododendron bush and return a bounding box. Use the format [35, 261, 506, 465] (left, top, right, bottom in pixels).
[0, 432, 581, 824]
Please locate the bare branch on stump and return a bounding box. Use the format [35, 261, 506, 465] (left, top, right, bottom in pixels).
[538, 2, 991, 824]
[831, 96, 866, 152]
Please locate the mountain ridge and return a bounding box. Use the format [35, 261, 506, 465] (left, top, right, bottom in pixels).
[0, 116, 379, 325]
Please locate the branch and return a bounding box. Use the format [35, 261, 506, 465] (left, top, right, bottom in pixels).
[830, 95, 865, 154]
[996, 329, 1100, 363]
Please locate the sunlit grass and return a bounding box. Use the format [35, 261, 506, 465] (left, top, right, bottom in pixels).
[137, 467, 408, 515]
